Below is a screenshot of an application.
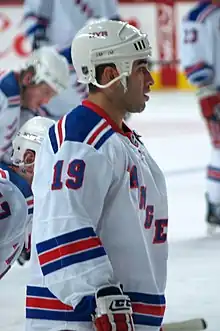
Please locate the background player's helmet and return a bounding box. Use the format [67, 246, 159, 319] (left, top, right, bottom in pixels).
[71, 20, 152, 91]
[12, 116, 55, 166]
[24, 46, 70, 94]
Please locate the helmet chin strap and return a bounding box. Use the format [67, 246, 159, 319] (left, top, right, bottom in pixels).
[16, 160, 35, 173]
[92, 72, 129, 92]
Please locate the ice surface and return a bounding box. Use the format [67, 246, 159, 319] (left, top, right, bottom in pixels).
[1, 91, 219, 331]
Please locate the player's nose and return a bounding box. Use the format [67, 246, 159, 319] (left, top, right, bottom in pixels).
[146, 70, 154, 87]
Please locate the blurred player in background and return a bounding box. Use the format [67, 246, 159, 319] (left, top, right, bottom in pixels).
[180, 0, 220, 230]
[25, 20, 168, 331]
[0, 116, 54, 280]
[0, 46, 69, 164]
[23, 0, 121, 49]
[21, 0, 131, 119]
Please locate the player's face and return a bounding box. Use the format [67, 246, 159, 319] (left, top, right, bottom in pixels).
[124, 59, 154, 113]
[21, 149, 35, 185]
[22, 83, 57, 110]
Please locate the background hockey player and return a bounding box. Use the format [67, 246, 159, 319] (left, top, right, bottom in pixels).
[0, 116, 54, 280]
[180, 0, 220, 229]
[22, 0, 121, 49]
[0, 46, 69, 164]
[25, 20, 168, 331]
[21, 0, 130, 118]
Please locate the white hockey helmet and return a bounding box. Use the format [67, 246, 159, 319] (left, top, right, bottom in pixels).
[71, 20, 152, 90]
[24, 46, 70, 94]
[12, 116, 55, 167]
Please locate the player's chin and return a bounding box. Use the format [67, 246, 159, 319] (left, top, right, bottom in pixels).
[131, 104, 145, 113]
[25, 101, 38, 110]
[128, 99, 146, 113]
[135, 101, 146, 113]
[138, 100, 146, 113]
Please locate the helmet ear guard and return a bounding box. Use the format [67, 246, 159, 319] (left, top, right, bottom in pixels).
[71, 20, 152, 92]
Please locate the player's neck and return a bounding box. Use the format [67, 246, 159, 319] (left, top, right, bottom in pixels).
[87, 94, 126, 130]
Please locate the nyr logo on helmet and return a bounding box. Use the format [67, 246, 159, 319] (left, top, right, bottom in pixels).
[88, 31, 108, 38]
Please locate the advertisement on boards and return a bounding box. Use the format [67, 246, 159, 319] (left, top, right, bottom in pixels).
[156, 0, 177, 87]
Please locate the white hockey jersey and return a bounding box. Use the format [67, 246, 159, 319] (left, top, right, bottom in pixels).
[23, 0, 121, 49]
[0, 71, 22, 163]
[0, 70, 62, 163]
[26, 100, 168, 331]
[0, 162, 33, 279]
[180, 1, 220, 87]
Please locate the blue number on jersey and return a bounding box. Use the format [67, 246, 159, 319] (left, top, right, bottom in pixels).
[51, 159, 86, 190]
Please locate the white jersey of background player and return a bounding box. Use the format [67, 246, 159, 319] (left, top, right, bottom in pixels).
[0, 116, 54, 280]
[22, 0, 121, 117]
[0, 47, 69, 164]
[23, 0, 120, 48]
[180, 0, 220, 228]
[25, 20, 168, 331]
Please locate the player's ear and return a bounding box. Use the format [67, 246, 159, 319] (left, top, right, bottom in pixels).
[22, 70, 34, 86]
[102, 66, 119, 85]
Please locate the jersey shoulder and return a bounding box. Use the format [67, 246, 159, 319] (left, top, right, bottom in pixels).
[184, 1, 220, 23]
[0, 71, 20, 106]
[58, 45, 72, 65]
[48, 105, 116, 154]
[0, 163, 33, 214]
[57, 45, 74, 74]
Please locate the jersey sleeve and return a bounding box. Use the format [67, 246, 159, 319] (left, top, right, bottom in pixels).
[180, 19, 214, 86]
[103, 0, 121, 20]
[22, 0, 53, 49]
[0, 177, 27, 279]
[32, 136, 117, 312]
[0, 91, 18, 162]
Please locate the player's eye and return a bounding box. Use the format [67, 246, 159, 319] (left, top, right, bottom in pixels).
[138, 66, 148, 74]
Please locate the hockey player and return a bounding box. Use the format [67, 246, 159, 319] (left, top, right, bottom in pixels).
[180, 0, 220, 229]
[22, 0, 121, 49]
[0, 116, 55, 280]
[21, 0, 123, 117]
[25, 20, 168, 331]
[0, 46, 69, 164]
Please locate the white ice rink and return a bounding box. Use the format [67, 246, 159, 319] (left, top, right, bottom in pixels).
[1, 91, 219, 331]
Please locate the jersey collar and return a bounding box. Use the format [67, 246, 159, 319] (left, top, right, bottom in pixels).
[82, 99, 132, 137]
